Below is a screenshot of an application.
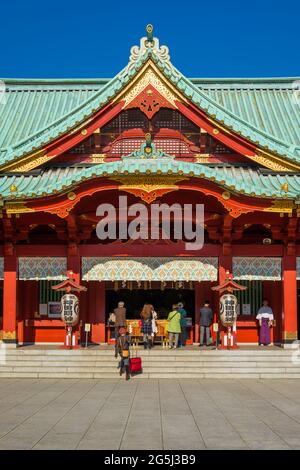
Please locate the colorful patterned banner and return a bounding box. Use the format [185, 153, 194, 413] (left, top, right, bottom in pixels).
[0, 257, 3, 280]
[18, 257, 67, 281]
[82, 257, 218, 282]
[233, 257, 282, 281]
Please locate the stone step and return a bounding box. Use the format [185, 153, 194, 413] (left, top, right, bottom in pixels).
[2, 365, 300, 373]
[2, 348, 296, 356]
[1, 347, 300, 378]
[2, 360, 300, 369]
[1, 370, 300, 379]
[1, 352, 298, 359]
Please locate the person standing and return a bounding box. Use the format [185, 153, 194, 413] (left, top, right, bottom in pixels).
[151, 306, 158, 348]
[116, 327, 131, 380]
[256, 300, 274, 346]
[167, 304, 181, 349]
[177, 302, 187, 347]
[199, 300, 213, 347]
[140, 304, 153, 349]
[114, 301, 126, 358]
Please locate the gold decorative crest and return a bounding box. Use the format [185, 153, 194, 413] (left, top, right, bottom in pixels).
[115, 62, 184, 109]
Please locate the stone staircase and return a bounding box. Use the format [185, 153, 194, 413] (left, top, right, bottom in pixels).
[1, 346, 300, 379]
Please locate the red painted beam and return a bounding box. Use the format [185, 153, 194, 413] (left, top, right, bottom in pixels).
[176, 101, 258, 157]
[45, 102, 125, 159]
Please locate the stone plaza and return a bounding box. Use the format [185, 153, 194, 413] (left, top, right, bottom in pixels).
[0, 378, 300, 450]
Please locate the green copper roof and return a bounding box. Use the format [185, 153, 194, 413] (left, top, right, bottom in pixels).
[0, 159, 299, 200]
[0, 30, 299, 167]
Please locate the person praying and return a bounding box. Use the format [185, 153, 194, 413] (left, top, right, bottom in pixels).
[256, 300, 274, 346]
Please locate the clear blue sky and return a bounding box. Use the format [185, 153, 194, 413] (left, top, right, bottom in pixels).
[1, 0, 299, 78]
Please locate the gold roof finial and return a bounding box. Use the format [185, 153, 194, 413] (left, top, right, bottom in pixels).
[146, 24, 154, 42]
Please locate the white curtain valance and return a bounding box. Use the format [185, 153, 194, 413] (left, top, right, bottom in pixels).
[233, 257, 282, 281]
[18, 257, 67, 281]
[82, 257, 218, 282]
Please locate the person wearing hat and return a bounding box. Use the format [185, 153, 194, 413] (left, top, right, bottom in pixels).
[177, 302, 187, 347]
[116, 327, 131, 380]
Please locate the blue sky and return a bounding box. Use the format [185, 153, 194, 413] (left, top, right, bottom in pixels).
[1, 0, 299, 78]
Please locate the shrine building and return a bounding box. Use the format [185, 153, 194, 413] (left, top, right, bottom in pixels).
[0, 26, 299, 346]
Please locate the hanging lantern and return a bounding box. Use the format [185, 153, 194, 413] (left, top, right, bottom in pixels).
[219, 293, 238, 327]
[61, 293, 79, 326]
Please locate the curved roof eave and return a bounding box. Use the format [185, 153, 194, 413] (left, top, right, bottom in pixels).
[1, 159, 299, 200]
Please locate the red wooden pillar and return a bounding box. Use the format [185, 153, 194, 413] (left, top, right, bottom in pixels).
[89, 281, 106, 344]
[67, 253, 81, 285]
[219, 254, 233, 284]
[67, 251, 84, 342]
[282, 254, 298, 344]
[217, 254, 233, 340]
[2, 251, 18, 345]
[194, 282, 202, 343]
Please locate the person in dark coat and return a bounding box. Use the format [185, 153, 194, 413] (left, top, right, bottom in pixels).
[177, 302, 187, 347]
[114, 301, 126, 358]
[199, 300, 213, 347]
[116, 327, 131, 380]
[140, 303, 153, 349]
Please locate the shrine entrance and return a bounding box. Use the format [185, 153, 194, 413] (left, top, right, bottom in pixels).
[106, 285, 195, 320]
[105, 284, 195, 344]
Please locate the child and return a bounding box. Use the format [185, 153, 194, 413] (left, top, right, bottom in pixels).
[116, 327, 131, 380]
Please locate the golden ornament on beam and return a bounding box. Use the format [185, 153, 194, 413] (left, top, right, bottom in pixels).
[67, 191, 76, 201]
[222, 191, 231, 200]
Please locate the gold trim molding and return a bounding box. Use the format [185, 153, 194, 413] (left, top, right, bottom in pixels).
[110, 174, 188, 189]
[264, 200, 295, 214]
[246, 151, 300, 172]
[4, 203, 34, 215]
[1, 150, 48, 173]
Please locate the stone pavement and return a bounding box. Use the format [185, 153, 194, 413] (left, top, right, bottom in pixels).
[0, 378, 300, 449]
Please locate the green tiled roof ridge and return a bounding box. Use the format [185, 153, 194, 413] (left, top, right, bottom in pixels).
[2, 77, 299, 86]
[0, 159, 299, 200]
[0, 34, 299, 167]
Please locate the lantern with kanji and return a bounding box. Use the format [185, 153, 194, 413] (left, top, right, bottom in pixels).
[52, 271, 87, 349]
[212, 271, 247, 349]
